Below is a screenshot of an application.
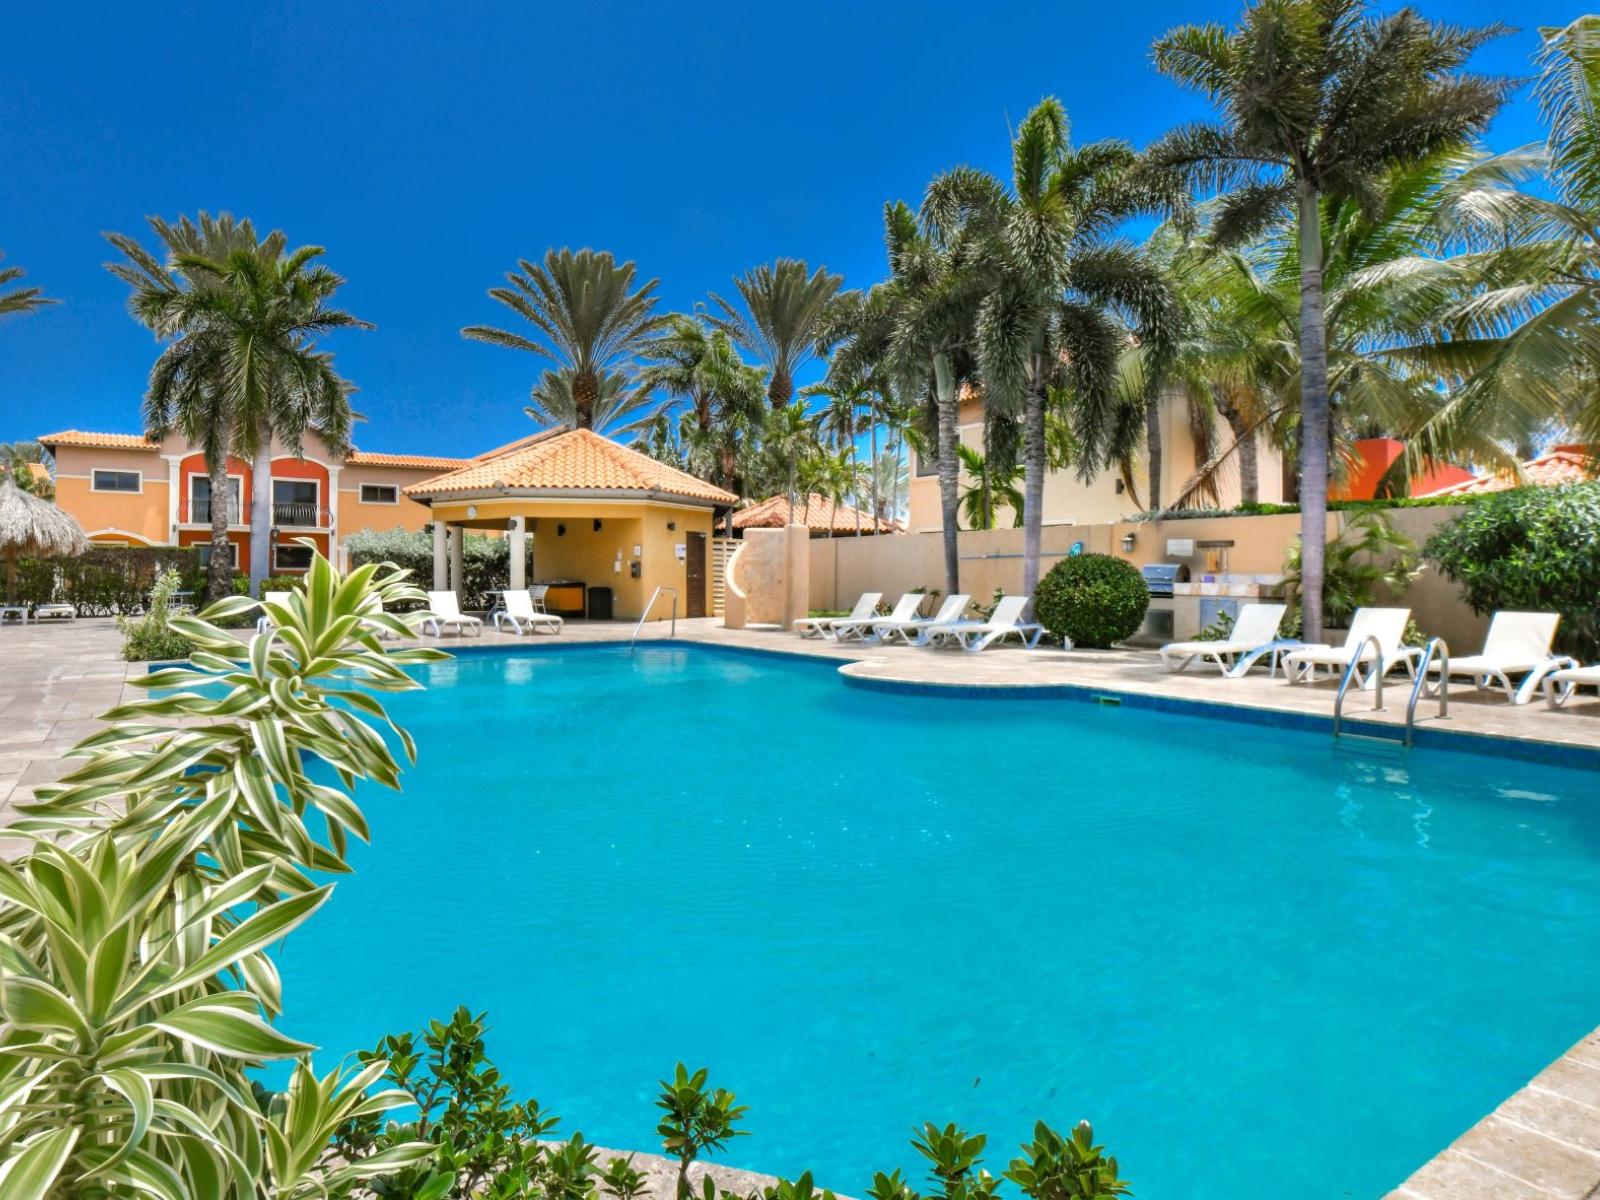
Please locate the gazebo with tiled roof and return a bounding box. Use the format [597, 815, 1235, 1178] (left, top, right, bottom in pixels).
[405, 426, 738, 620]
[732, 492, 901, 537]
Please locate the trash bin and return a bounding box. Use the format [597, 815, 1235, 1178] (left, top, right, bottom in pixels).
[586, 586, 613, 621]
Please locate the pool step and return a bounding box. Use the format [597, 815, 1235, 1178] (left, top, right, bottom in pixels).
[1333, 729, 1408, 757]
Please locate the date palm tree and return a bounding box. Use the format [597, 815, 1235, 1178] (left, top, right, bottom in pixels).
[0, 251, 53, 320]
[464, 248, 667, 430]
[107, 213, 367, 597]
[524, 366, 664, 438]
[107, 213, 367, 594]
[0, 441, 52, 498]
[1145, 0, 1510, 639]
[804, 370, 872, 535]
[708, 259, 844, 409]
[934, 97, 1181, 603]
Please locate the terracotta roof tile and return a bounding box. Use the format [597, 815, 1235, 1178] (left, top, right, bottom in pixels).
[405, 427, 738, 505]
[733, 492, 901, 533]
[346, 449, 473, 471]
[1418, 446, 1599, 497]
[37, 430, 159, 451]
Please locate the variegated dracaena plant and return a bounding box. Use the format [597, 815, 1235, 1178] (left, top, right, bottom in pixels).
[0, 551, 450, 1199]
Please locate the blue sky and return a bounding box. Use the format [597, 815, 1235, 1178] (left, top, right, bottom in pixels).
[0, 0, 1554, 457]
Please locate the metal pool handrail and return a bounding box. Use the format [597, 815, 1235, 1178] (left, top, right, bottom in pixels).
[629, 586, 677, 654]
[1332, 634, 1385, 740]
[1405, 637, 1450, 748]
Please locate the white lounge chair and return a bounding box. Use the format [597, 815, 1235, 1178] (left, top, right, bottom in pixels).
[833, 593, 922, 643]
[1282, 606, 1419, 689]
[255, 591, 292, 635]
[497, 588, 563, 636]
[1160, 603, 1288, 674]
[924, 594, 1046, 652]
[871, 593, 971, 646]
[1426, 611, 1569, 704]
[424, 591, 484, 637]
[1545, 663, 1600, 709]
[794, 593, 881, 639]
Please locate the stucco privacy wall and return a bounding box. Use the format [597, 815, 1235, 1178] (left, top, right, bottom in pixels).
[809, 506, 1489, 648]
[727, 527, 810, 627]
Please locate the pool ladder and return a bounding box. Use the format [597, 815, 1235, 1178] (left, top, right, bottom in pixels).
[1331, 635, 1449, 747]
[628, 586, 677, 654]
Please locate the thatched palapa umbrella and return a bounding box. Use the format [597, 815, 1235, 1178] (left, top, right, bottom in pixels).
[0, 475, 89, 604]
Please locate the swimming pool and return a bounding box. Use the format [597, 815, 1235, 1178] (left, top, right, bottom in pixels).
[275, 643, 1600, 1199]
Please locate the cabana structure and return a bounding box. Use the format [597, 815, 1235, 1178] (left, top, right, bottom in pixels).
[405, 428, 737, 620]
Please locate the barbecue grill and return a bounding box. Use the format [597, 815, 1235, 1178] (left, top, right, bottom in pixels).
[1140, 562, 1190, 598]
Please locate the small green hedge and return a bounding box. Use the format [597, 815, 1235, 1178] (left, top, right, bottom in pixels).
[9, 546, 202, 614]
[1424, 482, 1600, 660]
[1035, 553, 1149, 648]
[344, 527, 530, 611]
[1140, 491, 1493, 522]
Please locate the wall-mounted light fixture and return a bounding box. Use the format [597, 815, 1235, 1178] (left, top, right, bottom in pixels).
[667, 521, 676, 531]
[593, 519, 602, 532]
[1120, 531, 1136, 552]
[557, 523, 566, 537]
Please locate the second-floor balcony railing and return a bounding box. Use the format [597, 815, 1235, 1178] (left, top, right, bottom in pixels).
[191, 497, 242, 525]
[190, 498, 330, 527]
[272, 501, 331, 528]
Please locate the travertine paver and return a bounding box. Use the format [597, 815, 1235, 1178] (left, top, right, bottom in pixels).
[3, 614, 1599, 1198]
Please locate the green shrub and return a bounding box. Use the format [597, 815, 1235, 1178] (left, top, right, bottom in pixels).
[1424, 482, 1600, 659]
[1282, 509, 1421, 630]
[13, 544, 202, 614]
[345, 526, 531, 610]
[116, 569, 192, 661]
[1034, 554, 1148, 648]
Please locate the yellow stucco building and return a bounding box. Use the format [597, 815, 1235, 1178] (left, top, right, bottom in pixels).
[406, 428, 738, 621]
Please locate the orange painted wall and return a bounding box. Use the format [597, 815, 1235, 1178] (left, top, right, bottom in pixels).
[1329, 438, 1475, 501]
[178, 454, 253, 522]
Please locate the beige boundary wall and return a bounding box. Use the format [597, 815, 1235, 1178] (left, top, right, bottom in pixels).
[807, 506, 1491, 650]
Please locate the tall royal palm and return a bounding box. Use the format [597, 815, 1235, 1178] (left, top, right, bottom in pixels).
[934, 97, 1179, 604]
[708, 259, 843, 409]
[464, 248, 666, 430]
[0, 251, 53, 321]
[107, 213, 366, 597]
[1145, 0, 1509, 640]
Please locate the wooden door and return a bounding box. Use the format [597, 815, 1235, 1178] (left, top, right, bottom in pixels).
[685, 533, 707, 618]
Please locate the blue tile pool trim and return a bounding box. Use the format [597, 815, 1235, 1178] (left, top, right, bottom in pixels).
[839, 670, 1600, 772]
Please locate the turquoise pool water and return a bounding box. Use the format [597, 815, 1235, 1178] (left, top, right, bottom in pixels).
[275, 644, 1600, 1198]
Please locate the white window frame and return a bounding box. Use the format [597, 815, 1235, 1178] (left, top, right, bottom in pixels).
[188, 473, 244, 522]
[273, 542, 315, 572]
[90, 469, 143, 494]
[196, 541, 239, 568]
[272, 477, 322, 508]
[359, 482, 400, 505]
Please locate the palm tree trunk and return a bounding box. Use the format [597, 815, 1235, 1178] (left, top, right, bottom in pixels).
[1297, 180, 1331, 643]
[769, 370, 791, 410]
[932, 353, 961, 595]
[1216, 392, 1259, 506]
[206, 452, 233, 603]
[1144, 393, 1163, 514]
[1021, 372, 1047, 606]
[249, 422, 273, 595]
[868, 403, 879, 532]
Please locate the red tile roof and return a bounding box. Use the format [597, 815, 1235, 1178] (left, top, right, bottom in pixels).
[406, 427, 739, 505]
[346, 449, 472, 471]
[1418, 446, 1599, 497]
[38, 429, 158, 451]
[733, 493, 901, 534]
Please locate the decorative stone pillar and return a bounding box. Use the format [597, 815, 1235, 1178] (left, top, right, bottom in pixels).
[508, 517, 526, 590]
[161, 454, 183, 544]
[448, 526, 464, 596]
[432, 521, 448, 590]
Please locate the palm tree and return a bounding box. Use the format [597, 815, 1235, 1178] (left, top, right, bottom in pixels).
[932, 97, 1180, 602]
[0, 442, 52, 499]
[872, 446, 910, 524]
[524, 366, 664, 438]
[707, 259, 844, 409]
[464, 248, 667, 430]
[0, 251, 53, 320]
[804, 371, 871, 535]
[761, 402, 822, 523]
[957, 444, 1024, 529]
[107, 213, 368, 595]
[1145, 0, 1510, 640]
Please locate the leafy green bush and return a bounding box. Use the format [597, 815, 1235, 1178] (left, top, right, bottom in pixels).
[1425, 482, 1600, 659]
[1282, 509, 1421, 631]
[13, 544, 202, 613]
[115, 568, 192, 661]
[1034, 554, 1148, 648]
[346, 526, 531, 609]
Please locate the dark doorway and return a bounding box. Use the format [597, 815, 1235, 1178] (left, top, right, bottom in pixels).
[685, 533, 707, 618]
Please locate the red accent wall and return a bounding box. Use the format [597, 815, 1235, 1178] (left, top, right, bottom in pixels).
[1330, 438, 1475, 501]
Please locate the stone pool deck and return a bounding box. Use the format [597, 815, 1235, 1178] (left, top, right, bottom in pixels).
[3, 613, 1599, 1198]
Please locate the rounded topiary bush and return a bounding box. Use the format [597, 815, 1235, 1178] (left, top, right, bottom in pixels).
[1034, 552, 1149, 648]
